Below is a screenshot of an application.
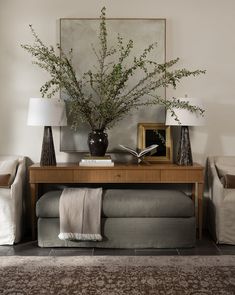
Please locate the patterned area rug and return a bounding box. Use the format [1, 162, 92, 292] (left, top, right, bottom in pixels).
[0, 256, 235, 295]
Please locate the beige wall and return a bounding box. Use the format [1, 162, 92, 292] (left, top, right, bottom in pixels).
[0, 0, 235, 164]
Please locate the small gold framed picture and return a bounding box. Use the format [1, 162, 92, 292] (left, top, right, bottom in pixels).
[138, 123, 173, 163]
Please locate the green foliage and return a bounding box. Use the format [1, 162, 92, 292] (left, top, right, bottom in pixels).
[21, 7, 205, 130]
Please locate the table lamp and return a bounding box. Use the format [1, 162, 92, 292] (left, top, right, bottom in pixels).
[165, 97, 205, 166]
[27, 98, 67, 166]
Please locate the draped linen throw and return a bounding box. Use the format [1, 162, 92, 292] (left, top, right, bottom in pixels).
[58, 188, 102, 241]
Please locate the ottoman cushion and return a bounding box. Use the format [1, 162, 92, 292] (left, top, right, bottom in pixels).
[36, 189, 194, 218]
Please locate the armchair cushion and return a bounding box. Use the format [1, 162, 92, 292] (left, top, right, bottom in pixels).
[0, 174, 11, 187]
[215, 156, 235, 178]
[0, 159, 18, 186]
[221, 174, 235, 189]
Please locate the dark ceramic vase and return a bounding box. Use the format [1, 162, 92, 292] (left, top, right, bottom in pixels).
[88, 129, 108, 156]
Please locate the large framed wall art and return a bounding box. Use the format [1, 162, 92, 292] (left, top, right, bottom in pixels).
[60, 18, 166, 152]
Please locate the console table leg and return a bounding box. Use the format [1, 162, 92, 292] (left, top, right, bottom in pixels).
[191, 184, 196, 204]
[198, 183, 204, 240]
[193, 182, 203, 240]
[30, 183, 37, 241]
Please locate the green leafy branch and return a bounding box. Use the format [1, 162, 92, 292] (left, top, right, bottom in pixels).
[21, 7, 205, 130]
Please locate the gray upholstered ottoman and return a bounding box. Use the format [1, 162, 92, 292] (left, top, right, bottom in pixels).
[36, 189, 196, 248]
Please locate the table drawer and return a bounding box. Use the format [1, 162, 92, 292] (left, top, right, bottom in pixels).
[30, 170, 74, 183]
[74, 169, 126, 183]
[161, 170, 203, 183]
[126, 170, 161, 182]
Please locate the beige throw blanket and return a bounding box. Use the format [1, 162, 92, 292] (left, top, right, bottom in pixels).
[58, 188, 102, 241]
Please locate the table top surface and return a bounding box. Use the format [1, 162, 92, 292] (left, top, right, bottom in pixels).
[30, 162, 204, 170]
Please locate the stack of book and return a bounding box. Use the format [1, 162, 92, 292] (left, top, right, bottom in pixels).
[79, 155, 114, 167]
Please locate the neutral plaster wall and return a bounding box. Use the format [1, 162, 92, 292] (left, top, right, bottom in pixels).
[0, 0, 235, 165]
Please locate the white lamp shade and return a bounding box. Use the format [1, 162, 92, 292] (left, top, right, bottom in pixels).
[165, 97, 205, 126]
[27, 98, 67, 126]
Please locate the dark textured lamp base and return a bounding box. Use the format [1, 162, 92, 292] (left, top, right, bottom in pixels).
[40, 126, 56, 166]
[176, 126, 193, 166]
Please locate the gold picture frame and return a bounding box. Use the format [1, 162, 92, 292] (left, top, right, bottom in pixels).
[138, 123, 173, 163]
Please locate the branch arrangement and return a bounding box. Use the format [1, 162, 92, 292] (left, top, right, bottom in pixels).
[21, 7, 205, 130]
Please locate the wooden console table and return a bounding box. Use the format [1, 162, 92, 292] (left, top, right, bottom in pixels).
[29, 163, 204, 240]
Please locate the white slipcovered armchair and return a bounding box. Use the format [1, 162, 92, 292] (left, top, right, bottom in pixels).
[0, 155, 26, 245]
[207, 156, 235, 244]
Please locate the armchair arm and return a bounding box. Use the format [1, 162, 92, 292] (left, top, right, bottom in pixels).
[207, 156, 224, 205]
[11, 157, 26, 198]
[10, 157, 26, 243]
[207, 156, 226, 242]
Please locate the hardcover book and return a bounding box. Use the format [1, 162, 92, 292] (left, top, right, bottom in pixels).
[119, 144, 158, 159]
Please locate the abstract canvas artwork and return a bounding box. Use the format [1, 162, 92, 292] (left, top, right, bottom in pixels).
[60, 18, 166, 152]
